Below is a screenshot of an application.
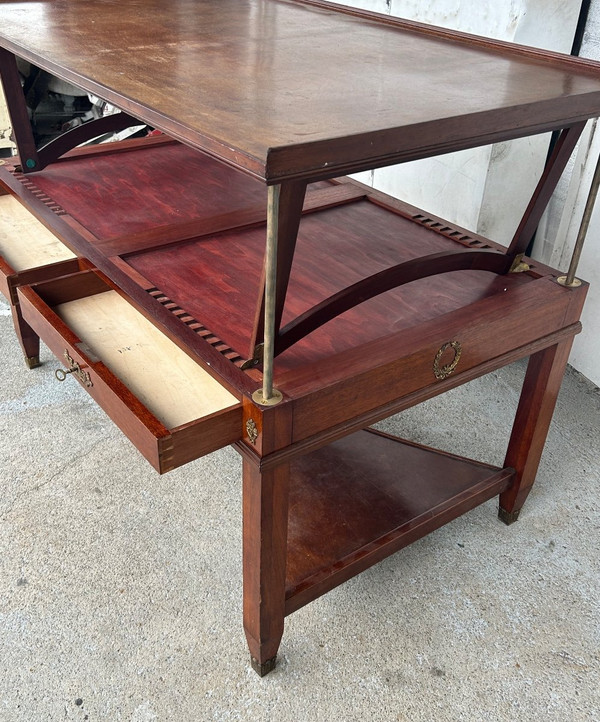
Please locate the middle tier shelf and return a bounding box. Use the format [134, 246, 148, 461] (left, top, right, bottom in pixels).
[0, 136, 537, 376]
[1, 135, 581, 433]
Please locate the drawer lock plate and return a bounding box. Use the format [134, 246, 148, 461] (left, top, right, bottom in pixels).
[55, 350, 93, 388]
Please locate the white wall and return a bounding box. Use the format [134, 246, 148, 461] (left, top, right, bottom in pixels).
[0, 84, 15, 150]
[476, 0, 581, 244]
[328, 0, 600, 385]
[329, 0, 581, 238]
[535, 0, 600, 384]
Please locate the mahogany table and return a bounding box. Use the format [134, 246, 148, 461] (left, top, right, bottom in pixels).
[1, 0, 599, 676]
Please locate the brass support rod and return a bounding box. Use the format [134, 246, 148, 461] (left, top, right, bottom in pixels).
[565, 144, 600, 286]
[262, 184, 280, 401]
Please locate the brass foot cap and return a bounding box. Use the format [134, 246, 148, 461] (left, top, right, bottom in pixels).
[498, 507, 520, 526]
[250, 655, 277, 677]
[25, 355, 41, 369]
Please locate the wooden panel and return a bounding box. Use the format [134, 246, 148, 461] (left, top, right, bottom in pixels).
[22, 140, 267, 241]
[0, 194, 75, 271]
[0, 161, 257, 395]
[127, 198, 532, 364]
[18, 283, 168, 471]
[26, 269, 111, 306]
[95, 180, 360, 257]
[0, 256, 12, 299]
[165, 408, 244, 472]
[285, 429, 514, 613]
[2, 1, 600, 180]
[286, 277, 581, 441]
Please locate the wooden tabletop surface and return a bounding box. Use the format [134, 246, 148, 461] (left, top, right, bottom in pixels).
[2, 0, 600, 181]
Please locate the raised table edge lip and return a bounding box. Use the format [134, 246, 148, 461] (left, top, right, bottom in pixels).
[2, 0, 600, 182]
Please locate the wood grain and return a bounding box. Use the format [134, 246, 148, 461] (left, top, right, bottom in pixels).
[24, 141, 267, 242]
[127, 198, 529, 370]
[0, 156, 257, 395]
[18, 277, 243, 473]
[55, 290, 239, 429]
[18, 281, 170, 470]
[242, 402, 293, 670]
[285, 278, 583, 441]
[0, 2, 595, 676]
[2, 1, 600, 180]
[285, 429, 513, 613]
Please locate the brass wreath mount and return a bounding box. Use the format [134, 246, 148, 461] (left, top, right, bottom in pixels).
[433, 341, 462, 380]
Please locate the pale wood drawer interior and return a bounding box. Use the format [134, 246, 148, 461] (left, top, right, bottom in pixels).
[0, 193, 75, 272]
[56, 289, 238, 430]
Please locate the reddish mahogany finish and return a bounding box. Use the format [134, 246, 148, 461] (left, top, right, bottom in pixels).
[1, 0, 598, 677]
[3, 1, 600, 182]
[285, 430, 515, 614]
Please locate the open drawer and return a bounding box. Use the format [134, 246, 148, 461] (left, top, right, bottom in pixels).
[0, 191, 79, 302]
[0, 189, 81, 367]
[17, 269, 243, 473]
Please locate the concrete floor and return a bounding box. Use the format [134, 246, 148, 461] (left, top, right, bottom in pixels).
[0, 293, 599, 722]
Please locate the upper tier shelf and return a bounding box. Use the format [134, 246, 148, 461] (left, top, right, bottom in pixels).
[2, 0, 600, 181]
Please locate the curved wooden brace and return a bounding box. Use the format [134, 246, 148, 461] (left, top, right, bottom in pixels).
[274, 248, 513, 356]
[34, 112, 142, 171]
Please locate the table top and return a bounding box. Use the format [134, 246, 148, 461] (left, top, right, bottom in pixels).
[2, 0, 600, 182]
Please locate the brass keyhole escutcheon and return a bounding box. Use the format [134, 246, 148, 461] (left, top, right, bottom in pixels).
[433, 341, 462, 380]
[55, 350, 93, 388]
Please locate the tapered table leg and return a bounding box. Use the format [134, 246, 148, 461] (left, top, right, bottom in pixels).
[243, 456, 290, 676]
[499, 338, 574, 523]
[11, 304, 40, 368]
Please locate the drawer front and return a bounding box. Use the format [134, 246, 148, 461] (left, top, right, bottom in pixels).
[291, 276, 580, 442]
[0, 256, 12, 299]
[17, 281, 242, 473]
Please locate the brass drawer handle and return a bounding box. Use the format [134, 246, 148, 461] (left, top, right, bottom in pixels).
[433, 341, 462, 380]
[55, 350, 93, 388]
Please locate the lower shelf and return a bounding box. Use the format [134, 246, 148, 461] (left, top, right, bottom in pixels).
[285, 429, 514, 614]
